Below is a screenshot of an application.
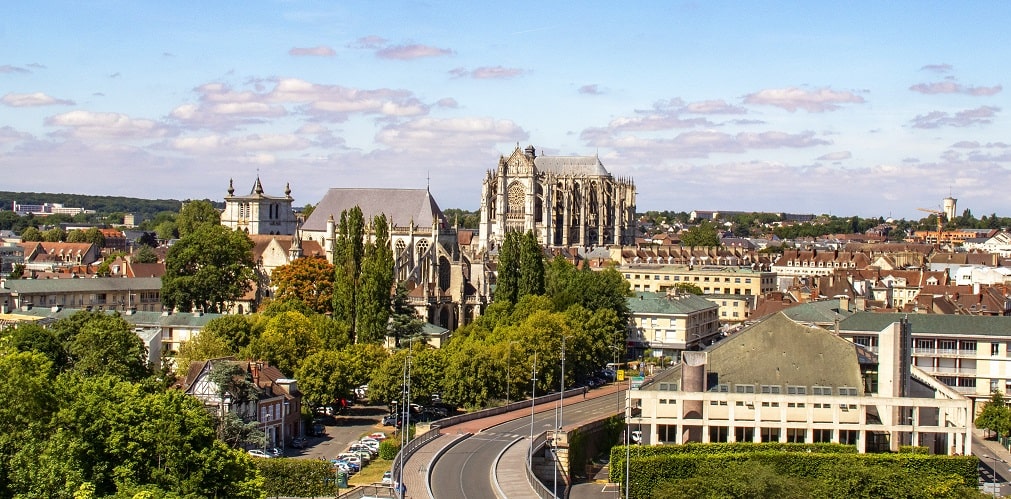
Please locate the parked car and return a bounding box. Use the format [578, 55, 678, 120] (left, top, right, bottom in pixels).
[357, 439, 380, 454]
[382, 414, 400, 427]
[630, 430, 642, 444]
[267, 447, 283, 457]
[312, 421, 326, 436]
[368, 431, 388, 441]
[291, 436, 307, 449]
[248, 449, 272, 458]
[382, 470, 393, 485]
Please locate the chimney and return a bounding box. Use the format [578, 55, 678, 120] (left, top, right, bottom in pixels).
[251, 362, 263, 385]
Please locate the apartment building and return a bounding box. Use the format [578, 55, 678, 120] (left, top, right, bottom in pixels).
[620, 264, 776, 297]
[837, 312, 1011, 413]
[0, 276, 162, 313]
[627, 292, 721, 359]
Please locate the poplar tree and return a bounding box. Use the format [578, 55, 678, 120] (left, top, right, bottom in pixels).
[494, 230, 520, 304]
[357, 214, 394, 344]
[518, 230, 545, 299]
[332, 207, 364, 339]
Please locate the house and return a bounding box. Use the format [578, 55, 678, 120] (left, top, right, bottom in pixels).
[182, 358, 303, 448]
[629, 312, 972, 455]
[0, 276, 163, 313]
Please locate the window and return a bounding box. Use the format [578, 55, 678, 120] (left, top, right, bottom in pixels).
[838, 387, 858, 396]
[787, 385, 806, 395]
[710, 384, 729, 393]
[761, 385, 781, 394]
[734, 384, 755, 394]
[962, 341, 977, 352]
[812, 386, 832, 396]
[993, 343, 1001, 356]
[938, 340, 956, 352]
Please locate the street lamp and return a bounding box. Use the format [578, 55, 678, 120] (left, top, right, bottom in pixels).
[984, 454, 998, 496]
[506, 340, 519, 406]
[529, 352, 538, 463]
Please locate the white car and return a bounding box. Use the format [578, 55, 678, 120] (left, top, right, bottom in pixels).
[248, 449, 272, 458]
[368, 432, 388, 441]
[358, 439, 380, 452]
[630, 430, 643, 444]
[382, 470, 393, 485]
[337, 453, 362, 467]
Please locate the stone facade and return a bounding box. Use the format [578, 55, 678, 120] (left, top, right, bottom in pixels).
[477, 145, 636, 251]
[221, 177, 297, 236]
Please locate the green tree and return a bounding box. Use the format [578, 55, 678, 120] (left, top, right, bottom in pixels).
[332, 206, 365, 339]
[245, 310, 322, 376]
[975, 390, 1011, 439]
[154, 220, 177, 240]
[357, 214, 394, 344]
[176, 199, 221, 237]
[131, 245, 158, 263]
[271, 256, 335, 314]
[202, 315, 256, 353]
[297, 349, 359, 409]
[83, 227, 105, 247]
[19, 226, 41, 241]
[680, 220, 720, 247]
[42, 227, 67, 242]
[161, 224, 255, 313]
[389, 283, 424, 348]
[174, 328, 234, 375]
[674, 282, 704, 295]
[495, 230, 521, 304]
[64, 312, 151, 382]
[519, 230, 545, 298]
[66, 229, 88, 243]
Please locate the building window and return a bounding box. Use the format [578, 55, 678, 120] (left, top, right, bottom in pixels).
[734, 384, 755, 394]
[993, 343, 1001, 356]
[761, 385, 781, 394]
[786, 428, 805, 443]
[787, 385, 806, 395]
[710, 384, 729, 393]
[812, 386, 832, 396]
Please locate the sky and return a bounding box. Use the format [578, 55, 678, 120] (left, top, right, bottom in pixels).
[2, 1, 1009, 220]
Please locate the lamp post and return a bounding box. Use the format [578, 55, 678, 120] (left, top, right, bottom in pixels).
[984, 454, 998, 496]
[506, 340, 519, 406]
[529, 352, 537, 463]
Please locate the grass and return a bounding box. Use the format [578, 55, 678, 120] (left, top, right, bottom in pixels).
[347, 457, 392, 486]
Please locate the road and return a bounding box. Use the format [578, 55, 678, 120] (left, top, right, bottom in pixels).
[429, 389, 626, 499]
[973, 432, 1011, 497]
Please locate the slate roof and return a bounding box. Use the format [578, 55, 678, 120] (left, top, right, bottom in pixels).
[9, 306, 224, 328]
[779, 298, 855, 324]
[534, 155, 610, 176]
[649, 313, 865, 391]
[301, 188, 446, 232]
[1, 276, 162, 293]
[628, 292, 717, 315]
[839, 311, 1011, 336]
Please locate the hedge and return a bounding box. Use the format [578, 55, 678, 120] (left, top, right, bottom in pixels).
[609, 443, 978, 499]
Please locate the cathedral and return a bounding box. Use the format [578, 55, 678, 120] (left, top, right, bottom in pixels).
[477, 145, 636, 251]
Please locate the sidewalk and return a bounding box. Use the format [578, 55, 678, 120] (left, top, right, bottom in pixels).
[398, 432, 468, 499]
[973, 427, 1011, 496]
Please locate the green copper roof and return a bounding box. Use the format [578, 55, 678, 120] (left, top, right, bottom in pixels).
[839, 312, 1011, 336]
[627, 292, 717, 315]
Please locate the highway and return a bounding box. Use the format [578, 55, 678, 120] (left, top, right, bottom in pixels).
[429, 388, 626, 499]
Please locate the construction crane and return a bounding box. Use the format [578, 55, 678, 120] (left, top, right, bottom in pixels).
[917, 207, 944, 245]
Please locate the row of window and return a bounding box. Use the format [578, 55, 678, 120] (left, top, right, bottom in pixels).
[627, 273, 756, 284]
[709, 384, 859, 396]
[783, 261, 858, 268]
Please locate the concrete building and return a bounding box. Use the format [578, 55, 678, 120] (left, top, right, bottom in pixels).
[629, 313, 973, 455]
[837, 312, 1011, 413]
[619, 264, 776, 298]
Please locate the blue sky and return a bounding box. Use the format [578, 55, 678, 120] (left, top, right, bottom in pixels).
[2, 1, 1009, 220]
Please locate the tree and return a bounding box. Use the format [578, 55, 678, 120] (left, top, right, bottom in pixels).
[271, 256, 335, 314]
[297, 349, 359, 409]
[245, 311, 322, 376]
[154, 220, 177, 240]
[301, 203, 315, 219]
[19, 226, 41, 242]
[975, 391, 1011, 439]
[202, 315, 255, 353]
[83, 227, 105, 247]
[389, 283, 424, 348]
[332, 206, 365, 339]
[161, 224, 255, 313]
[64, 312, 151, 382]
[132, 245, 159, 263]
[357, 214, 394, 344]
[174, 328, 233, 375]
[42, 227, 67, 242]
[176, 199, 221, 237]
[680, 220, 720, 247]
[519, 230, 545, 298]
[494, 230, 521, 304]
[66, 229, 88, 243]
[674, 282, 704, 295]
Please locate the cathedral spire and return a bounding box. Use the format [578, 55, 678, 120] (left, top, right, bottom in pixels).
[227, 178, 234, 196]
[252, 176, 264, 196]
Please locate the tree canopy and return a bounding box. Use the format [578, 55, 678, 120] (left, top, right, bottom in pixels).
[271, 256, 335, 314]
[161, 224, 255, 313]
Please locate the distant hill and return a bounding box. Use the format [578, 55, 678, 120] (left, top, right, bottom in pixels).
[0, 191, 222, 220]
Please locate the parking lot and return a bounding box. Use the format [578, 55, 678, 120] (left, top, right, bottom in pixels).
[282, 403, 390, 461]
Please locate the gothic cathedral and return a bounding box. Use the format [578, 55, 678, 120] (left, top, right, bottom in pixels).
[477, 145, 636, 251]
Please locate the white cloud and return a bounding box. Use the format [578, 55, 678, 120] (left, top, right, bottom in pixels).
[1, 92, 75, 107]
[376, 44, 454, 60]
[289, 46, 337, 57]
[911, 106, 1000, 129]
[743, 87, 865, 112]
[45, 110, 170, 139]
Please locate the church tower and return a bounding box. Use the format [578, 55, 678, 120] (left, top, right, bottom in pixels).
[220, 177, 297, 235]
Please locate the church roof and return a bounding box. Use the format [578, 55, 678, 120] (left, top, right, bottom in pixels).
[534, 155, 610, 176]
[301, 188, 447, 232]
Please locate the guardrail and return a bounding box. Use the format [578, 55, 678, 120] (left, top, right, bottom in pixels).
[386, 425, 443, 497]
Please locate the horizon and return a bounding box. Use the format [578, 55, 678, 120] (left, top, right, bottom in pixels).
[2, 2, 1009, 219]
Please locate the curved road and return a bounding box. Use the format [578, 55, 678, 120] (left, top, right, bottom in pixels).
[430, 388, 626, 499]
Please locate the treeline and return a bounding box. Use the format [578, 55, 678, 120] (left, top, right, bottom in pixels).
[0, 191, 197, 221]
